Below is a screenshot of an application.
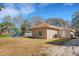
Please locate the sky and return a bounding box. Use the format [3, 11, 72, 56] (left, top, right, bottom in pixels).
[0, 3, 79, 23]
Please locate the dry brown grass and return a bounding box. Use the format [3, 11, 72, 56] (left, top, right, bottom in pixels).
[0, 38, 58, 56]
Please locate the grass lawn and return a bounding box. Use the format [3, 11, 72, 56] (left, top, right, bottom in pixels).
[0, 34, 10, 38]
[0, 37, 65, 56]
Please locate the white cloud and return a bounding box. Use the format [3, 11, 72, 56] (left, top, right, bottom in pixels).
[64, 3, 74, 6]
[40, 3, 49, 7]
[3, 3, 16, 8]
[0, 8, 19, 18]
[39, 3, 49, 12]
[0, 3, 35, 18]
[18, 4, 35, 15]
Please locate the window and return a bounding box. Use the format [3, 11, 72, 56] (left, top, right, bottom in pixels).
[53, 34, 58, 38]
[38, 31, 42, 36]
[54, 34, 58, 38]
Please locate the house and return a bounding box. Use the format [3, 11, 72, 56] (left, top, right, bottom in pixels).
[70, 29, 75, 38]
[32, 23, 75, 39]
[59, 28, 75, 38]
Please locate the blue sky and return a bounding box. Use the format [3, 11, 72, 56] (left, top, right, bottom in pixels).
[0, 3, 79, 23]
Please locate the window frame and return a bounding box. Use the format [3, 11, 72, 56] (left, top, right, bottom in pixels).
[38, 31, 42, 36]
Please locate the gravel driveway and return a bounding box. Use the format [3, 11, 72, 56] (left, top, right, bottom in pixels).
[42, 39, 79, 56]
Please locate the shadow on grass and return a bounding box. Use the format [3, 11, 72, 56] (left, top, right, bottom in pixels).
[46, 38, 78, 46]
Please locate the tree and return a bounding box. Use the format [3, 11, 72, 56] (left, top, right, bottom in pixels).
[14, 15, 25, 28]
[71, 11, 79, 36]
[3, 16, 15, 34]
[2, 22, 14, 32]
[2, 14, 26, 36]
[0, 6, 4, 11]
[24, 20, 31, 30]
[31, 16, 44, 27]
[0, 6, 4, 33]
[3, 15, 12, 23]
[20, 25, 26, 36]
[3, 15, 25, 28]
[0, 22, 14, 36]
[20, 20, 31, 36]
[71, 11, 79, 29]
[46, 18, 68, 28]
[0, 23, 4, 33]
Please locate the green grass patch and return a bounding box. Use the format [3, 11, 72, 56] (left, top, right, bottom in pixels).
[52, 38, 66, 42]
[0, 34, 10, 38]
[47, 38, 69, 43]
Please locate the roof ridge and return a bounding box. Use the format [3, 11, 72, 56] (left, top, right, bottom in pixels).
[32, 23, 61, 30]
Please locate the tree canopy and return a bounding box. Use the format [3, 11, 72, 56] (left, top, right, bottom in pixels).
[0, 6, 4, 11]
[46, 18, 68, 28]
[71, 11, 79, 29]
